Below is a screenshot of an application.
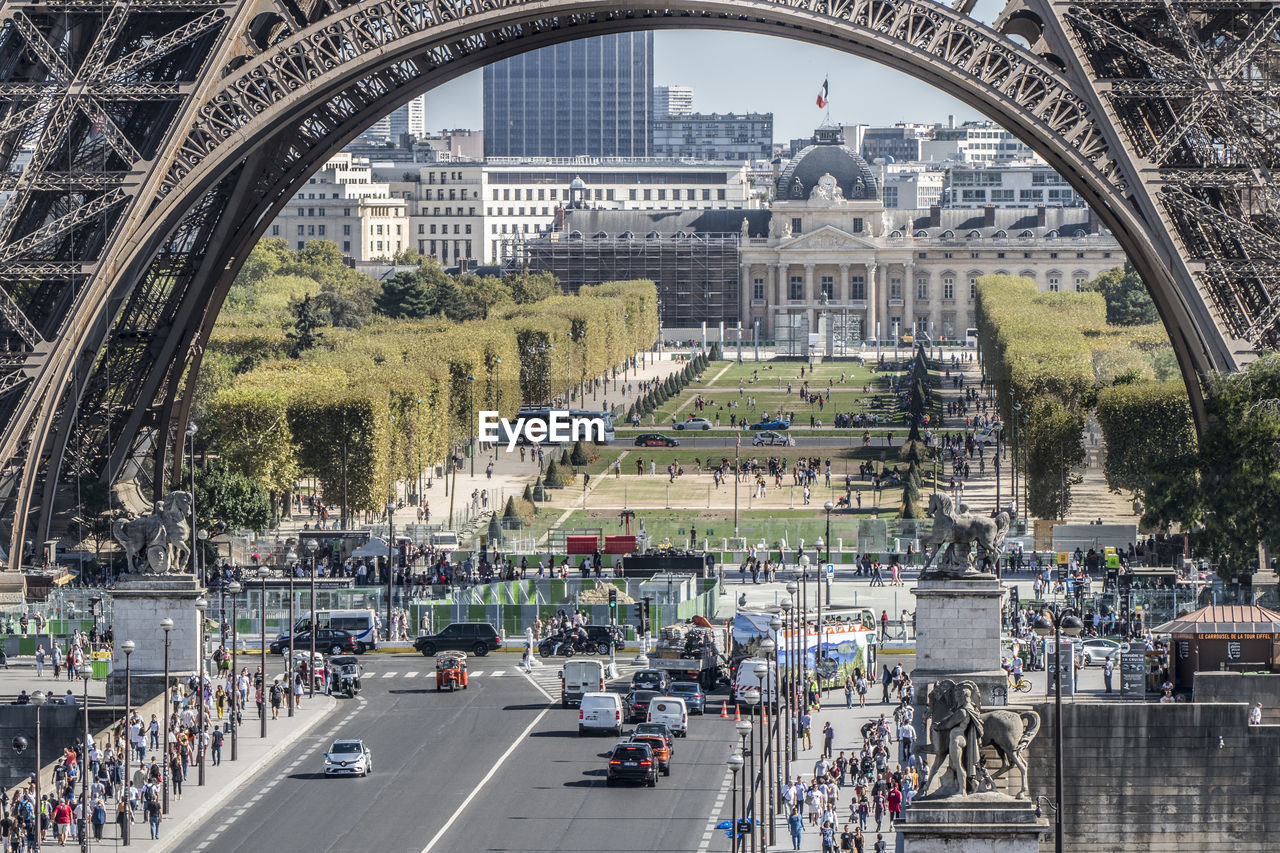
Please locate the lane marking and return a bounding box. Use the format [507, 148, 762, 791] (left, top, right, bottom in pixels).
[695, 765, 737, 853]
[469, 671, 483, 677]
[405, 671, 419, 678]
[489, 670, 505, 677]
[419, 705, 551, 853]
[381, 671, 396, 678]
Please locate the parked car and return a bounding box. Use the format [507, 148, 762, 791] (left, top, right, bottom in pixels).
[624, 689, 663, 723]
[323, 739, 372, 777]
[606, 742, 658, 787]
[1081, 638, 1123, 666]
[269, 629, 357, 656]
[630, 669, 669, 693]
[667, 681, 705, 714]
[414, 621, 502, 657]
[630, 733, 671, 775]
[752, 430, 794, 447]
[749, 419, 790, 431]
[634, 433, 679, 447]
[673, 417, 712, 431]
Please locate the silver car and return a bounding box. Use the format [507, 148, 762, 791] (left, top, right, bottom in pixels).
[323, 739, 372, 776]
[1080, 638, 1122, 666]
[673, 417, 712, 430]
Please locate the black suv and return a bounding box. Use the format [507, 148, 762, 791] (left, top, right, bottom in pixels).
[584, 625, 624, 655]
[269, 629, 357, 656]
[414, 622, 502, 657]
[606, 742, 658, 787]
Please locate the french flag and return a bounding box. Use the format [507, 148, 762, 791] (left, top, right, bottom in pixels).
[816, 78, 829, 109]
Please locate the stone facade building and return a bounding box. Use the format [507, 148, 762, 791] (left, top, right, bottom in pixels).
[515, 128, 1122, 342]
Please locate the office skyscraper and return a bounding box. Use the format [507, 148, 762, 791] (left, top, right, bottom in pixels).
[483, 33, 653, 158]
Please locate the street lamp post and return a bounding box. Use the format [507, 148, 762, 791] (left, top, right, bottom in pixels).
[306, 540, 318, 698]
[468, 374, 476, 477]
[778, 584, 788, 758]
[1033, 608, 1083, 853]
[186, 421, 198, 578]
[160, 618, 172, 813]
[728, 753, 744, 853]
[798, 556, 811, 707]
[195, 596, 207, 784]
[80, 671, 90, 853]
[764, 628, 780, 848]
[386, 502, 395, 651]
[286, 563, 295, 718]
[753, 660, 771, 851]
[736, 711, 755, 853]
[227, 581, 242, 761]
[258, 567, 270, 738]
[31, 689, 46, 852]
[121, 640, 134, 847]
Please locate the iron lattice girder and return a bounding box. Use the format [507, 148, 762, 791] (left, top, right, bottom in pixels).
[159, 0, 1123, 200]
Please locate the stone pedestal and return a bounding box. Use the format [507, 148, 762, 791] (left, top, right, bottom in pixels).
[896, 793, 1046, 853]
[106, 574, 203, 706]
[912, 576, 1008, 729]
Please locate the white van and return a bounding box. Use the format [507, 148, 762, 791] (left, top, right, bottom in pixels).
[560, 659, 606, 708]
[292, 609, 377, 651]
[731, 657, 778, 705]
[578, 692, 624, 737]
[647, 696, 689, 737]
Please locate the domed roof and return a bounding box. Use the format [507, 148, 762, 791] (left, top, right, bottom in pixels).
[775, 142, 879, 202]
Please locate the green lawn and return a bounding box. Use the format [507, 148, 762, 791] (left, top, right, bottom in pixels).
[633, 358, 943, 430]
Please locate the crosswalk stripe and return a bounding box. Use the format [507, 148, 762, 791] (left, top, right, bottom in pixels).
[490, 670, 505, 677]
[470, 671, 483, 677]
[405, 671, 418, 678]
[381, 671, 396, 678]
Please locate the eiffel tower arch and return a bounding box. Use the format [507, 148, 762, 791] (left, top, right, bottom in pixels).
[0, 0, 1274, 569]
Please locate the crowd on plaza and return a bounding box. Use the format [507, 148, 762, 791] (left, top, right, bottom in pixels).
[781, 663, 918, 853]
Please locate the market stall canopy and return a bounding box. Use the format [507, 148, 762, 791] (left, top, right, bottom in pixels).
[1154, 605, 1280, 635]
[350, 537, 389, 559]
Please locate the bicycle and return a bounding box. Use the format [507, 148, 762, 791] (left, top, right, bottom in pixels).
[1007, 673, 1032, 693]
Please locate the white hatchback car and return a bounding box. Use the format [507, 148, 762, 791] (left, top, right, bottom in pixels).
[324, 739, 372, 776]
[673, 417, 712, 430]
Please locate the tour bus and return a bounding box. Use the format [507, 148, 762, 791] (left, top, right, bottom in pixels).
[290, 609, 378, 651]
[498, 408, 615, 447]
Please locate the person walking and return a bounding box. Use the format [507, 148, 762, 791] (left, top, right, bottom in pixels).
[145, 796, 161, 840]
[90, 799, 106, 841]
[788, 808, 804, 850]
[844, 676, 854, 709]
[800, 710, 813, 750]
[1103, 656, 1114, 694]
[269, 680, 283, 720]
[823, 721, 835, 759]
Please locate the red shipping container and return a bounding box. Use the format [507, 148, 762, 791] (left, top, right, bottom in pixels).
[566, 535, 598, 554]
[604, 535, 636, 555]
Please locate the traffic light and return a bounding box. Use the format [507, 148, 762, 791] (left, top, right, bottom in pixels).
[609, 587, 618, 607]
[633, 603, 644, 626]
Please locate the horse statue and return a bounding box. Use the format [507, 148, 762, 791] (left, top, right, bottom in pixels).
[920, 679, 1041, 799]
[112, 491, 194, 574]
[919, 492, 1010, 578]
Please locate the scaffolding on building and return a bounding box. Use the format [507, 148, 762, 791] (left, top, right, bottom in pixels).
[504, 233, 741, 328]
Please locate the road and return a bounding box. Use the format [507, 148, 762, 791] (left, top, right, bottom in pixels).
[180, 654, 737, 853]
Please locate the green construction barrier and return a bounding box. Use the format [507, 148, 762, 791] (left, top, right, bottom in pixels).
[18, 637, 34, 655]
[90, 659, 109, 680]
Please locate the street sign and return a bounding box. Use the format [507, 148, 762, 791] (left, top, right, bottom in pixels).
[1120, 649, 1146, 699]
[825, 564, 835, 580]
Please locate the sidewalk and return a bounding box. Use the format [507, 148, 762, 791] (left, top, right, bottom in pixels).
[109, 693, 337, 852]
[762, 683, 908, 851]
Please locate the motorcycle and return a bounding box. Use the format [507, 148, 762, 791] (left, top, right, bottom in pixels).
[538, 633, 593, 658]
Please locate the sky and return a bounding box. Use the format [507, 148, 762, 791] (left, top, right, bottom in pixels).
[422, 9, 1012, 142]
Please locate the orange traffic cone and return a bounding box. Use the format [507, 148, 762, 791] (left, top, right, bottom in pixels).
[720, 701, 728, 719]
[734, 704, 741, 722]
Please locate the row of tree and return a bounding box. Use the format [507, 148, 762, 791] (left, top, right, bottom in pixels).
[626, 351, 711, 421]
[206, 275, 658, 521]
[974, 274, 1173, 519]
